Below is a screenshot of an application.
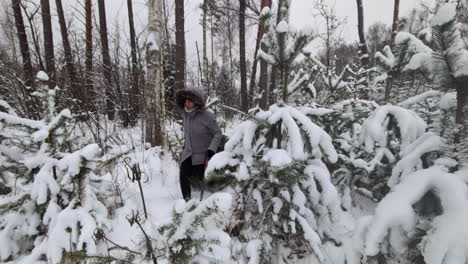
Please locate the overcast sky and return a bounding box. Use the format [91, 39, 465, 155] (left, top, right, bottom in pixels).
[290, 0, 427, 41]
[1, 0, 435, 72]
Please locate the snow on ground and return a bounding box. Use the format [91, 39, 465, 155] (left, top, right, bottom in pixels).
[104, 146, 184, 251]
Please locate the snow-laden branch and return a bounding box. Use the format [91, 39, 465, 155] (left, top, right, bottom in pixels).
[398, 90, 441, 108]
[31, 109, 71, 142]
[256, 105, 338, 162]
[360, 105, 426, 152]
[0, 112, 43, 129]
[365, 166, 468, 264]
[389, 132, 444, 187]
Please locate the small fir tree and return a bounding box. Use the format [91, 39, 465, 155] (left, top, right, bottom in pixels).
[0, 72, 110, 263]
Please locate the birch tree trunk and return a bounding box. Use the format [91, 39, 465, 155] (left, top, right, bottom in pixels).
[41, 0, 55, 89]
[146, 0, 166, 147]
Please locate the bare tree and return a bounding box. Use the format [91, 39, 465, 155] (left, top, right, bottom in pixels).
[251, 0, 272, 109]
[268, 0, 285, 105]
[21, 3, 45, 72]
[390, 0, 400, 48]
[356, 0, 369, 66]
[202, 0, 208, 90]
[174, 0, 186, 91]
[239, 0, 247, 112]
[85, 0, 94, 112]
[11, 0, 38, 118]
[384, 0, 400, 102]
[146, 0, 166, 147]
[128, 0, 140, 124]
[97, 0, 116, 120]
[40, 0, 55, 89]
[11, 0, 34, 89]
[55, 0, 82, 107]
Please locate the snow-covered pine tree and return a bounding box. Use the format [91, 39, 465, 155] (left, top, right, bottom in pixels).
[205, 93, 356, 263]
[257, 0, 313, 103]
[154, 193, 232, 263]
[201, 5, 358, 262]
[362, 4, 468, 263]
[302, 51, 353, 104]
[0, 72, 110, 263]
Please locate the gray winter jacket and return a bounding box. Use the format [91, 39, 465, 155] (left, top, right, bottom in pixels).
[176, 87, 222, 165]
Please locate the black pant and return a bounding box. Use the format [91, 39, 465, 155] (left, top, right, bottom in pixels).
[180, 157, 205, 200]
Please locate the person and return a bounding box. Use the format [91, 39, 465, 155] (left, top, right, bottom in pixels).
[175, 86, 222, 201]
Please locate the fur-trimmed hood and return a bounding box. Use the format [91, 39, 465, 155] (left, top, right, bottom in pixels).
[175, 86, 206, 110]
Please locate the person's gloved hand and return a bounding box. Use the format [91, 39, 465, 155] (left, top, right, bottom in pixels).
[206, 150, 215, 159]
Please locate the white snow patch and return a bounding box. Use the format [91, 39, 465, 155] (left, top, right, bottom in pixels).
[263, 149, 292, 166]
[36, 71, 49, 81]
[432, 3, 457, 26]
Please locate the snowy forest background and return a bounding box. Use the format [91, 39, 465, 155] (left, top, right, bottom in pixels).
[1, 0, 468, 263]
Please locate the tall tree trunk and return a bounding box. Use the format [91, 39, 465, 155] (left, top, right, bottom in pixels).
[227, 3, 234, 91]
[174, 0, 186, 91]
[390, 0, 400, 48]
[97, 0, 116, 120]
[256, 0, 271, 109]
[210, 13, 215, 94]
[385, 0, 400, 102]
[146, 0, 166, 147]
[356, 0, 369, 66]
[268, 0, 284, 105]
[55, 0, 81, 107]
[22, 5, 45, 72]
[11, 0, 37, 118]
[239, 0, 248, 112]
[11, 0, 34, 89]
[202, 0, 208, 91]
[85, 0, 94, 112]
[41, 0, 55, 89]
[128, 0, 140, 124]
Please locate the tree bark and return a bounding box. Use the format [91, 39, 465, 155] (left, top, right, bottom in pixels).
[239, 0, 248, 112]
[456, 84, 467, 126]
[257, 0, 271, 109]
[455, 79, 468, 169]
[85, 0, 94, 112]
[11, 0, 34, 89]
[455, 80, 468, 135]
[202, 0, 208, 91]
[22, 5, 45, 73]
[41, 0, 55, 89]
[11, 0, 37, 118]
[268, 0, 285, 105]
[390, 0, 400, 48]
[146, 0, 166, 147]
[128, 0, 140, 124]
[55, 0, 82, 107]
[97, 0, 116, 120]
[174, 0, 186, 91]
[356, 0, 369, 66]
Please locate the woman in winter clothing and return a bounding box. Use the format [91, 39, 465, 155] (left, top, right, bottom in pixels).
[175, 86, 222, 201]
